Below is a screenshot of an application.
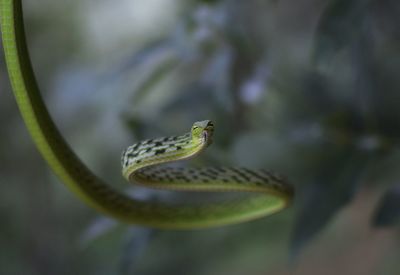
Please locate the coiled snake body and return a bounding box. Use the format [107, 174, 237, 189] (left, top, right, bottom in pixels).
[1, 0, 293, 229]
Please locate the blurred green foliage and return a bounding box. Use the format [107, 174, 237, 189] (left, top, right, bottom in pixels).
[1, 0, 400, 274]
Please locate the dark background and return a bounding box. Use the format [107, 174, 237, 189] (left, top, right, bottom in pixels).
[1, 0, 399, 274]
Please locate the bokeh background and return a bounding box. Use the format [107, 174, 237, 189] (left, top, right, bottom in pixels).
[1, 0, 400, 274]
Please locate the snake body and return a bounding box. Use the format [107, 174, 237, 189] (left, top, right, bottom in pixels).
[1, 0, 293, 229]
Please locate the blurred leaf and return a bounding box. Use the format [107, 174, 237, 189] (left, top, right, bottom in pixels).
[121, 116, 148, 140]
[369, 0, 400, 40]
[313, 0, 371, 66]
[80, 217, 118, 247]
[118, 227, 154, 275]
[372, 185, 400, 227]
[105, 39, 174, 82]
[97, 39, 180, 114]
[290, 149, 373, 259]
[130, 57, 180, 105]
[197, 0, 220, 4]
[233, 131, 294, 171]
[201, 46, 234, 112]
[367, 60, 400, 139]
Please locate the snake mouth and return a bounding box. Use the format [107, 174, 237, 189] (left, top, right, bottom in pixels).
[202, 131, 213, 147]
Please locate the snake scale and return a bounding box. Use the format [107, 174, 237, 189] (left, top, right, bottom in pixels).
[1, 0, 294, 229]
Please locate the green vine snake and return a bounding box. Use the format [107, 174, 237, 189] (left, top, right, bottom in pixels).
[1, 0, 294, 229]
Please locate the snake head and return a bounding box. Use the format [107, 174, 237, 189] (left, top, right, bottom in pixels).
[191, 120, 214, 146]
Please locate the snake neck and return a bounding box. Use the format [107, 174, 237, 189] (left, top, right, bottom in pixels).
[122, 132, 207, 181]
